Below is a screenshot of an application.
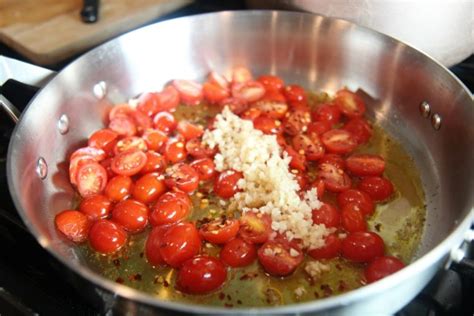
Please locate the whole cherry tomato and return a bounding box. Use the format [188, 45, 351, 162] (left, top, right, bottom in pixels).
[159, 222, 201, 267]
[89, 219, 127, 254]
[341, 231, 385, 262]
[55, 210, 90, 243]
[111, 199, 149, 233]
[176, 256, 227, 294]
[220, 238, 257, 267]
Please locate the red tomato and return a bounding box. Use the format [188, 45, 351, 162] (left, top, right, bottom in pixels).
[308, 233, 342, 260]
[137, 92, 161, 117]
[232, 66, 253, 83]
[177, 121, 204, 140]
[341, 203, 367, 233]
[343, 118, 373, 144]
[55, 210, 90, 243]
[341, 231, 385, 262]
[358, 176, 394, 202]
[155, 85, 180, 112]
[321, 129, 358, 154]
[190, 158, 216, 180]
[319, 154, 346, 170]
[69, 156, 95, 186]
[208, 71, 229, 89]
[337, 189, 374, 216]
[283, 111, 311, 136]
[111, 199, 149, 233]
[141, 151, 167, 174]
[312, 103, 341, 125]
[108, 115, 137, 136]
[293, 169, 309, 190]
[130, 110, 152, 134]
[220, 97, 249, 115]
[214, 170, 243, 199]
[176, 256, 227, 294]
[89, 219, 127, 254]
[238, 212, 272, 244]
[257, 74, 284, 91]
[70, 146, 106, 162]
[365, 256, 405, 283]
[307, 121, 331, 136]
[153, 112, 177, 134]
[150, 192, 191, 226]
[199, 218, 240, 244]
[114, 136, 147, 155]
[159, 222, 201, 267]
[88, 129, 118, 155]
[334, 89, 366, 118]
[142, 129, 168, 152]
[240, 107, 262, 121]
[132, 173, 167, 204]
[104, 175, 133, 202]
[257, 240, 303, 276]
[310, 179, 326, 198]
[203, 82, 230, 104]
[145, 224, 171, 266]
[111, 150, 147, 176]
[100, 158, 116, 179]
[317, 162, 351, 193]
[292, 134, 325, 161]
[346, 154, 385, 177]
[173, 79, 203, 105]
[284, 145, 306, 171]
[164, 163, 199, 193]
[164, 139, 187, 164]
[283, 84, 307, 108]
[185, 138, 217, 159]
[220, 238, 257, 267]
[253, 98, 288, 120]
[232, 81, 266, 103]
[108, 103, 133, 121]
[79, 195, 112, 220]
[253, 115, 280, 134]
[76, 162, 108, 198]
[312, 203, 340, 228]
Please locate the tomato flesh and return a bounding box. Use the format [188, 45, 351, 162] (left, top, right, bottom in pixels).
[76, 162, 108, 198]
[214, 170, 243, 199]
[312, 203, 340, 228]
[55, 210, 90, 243]
[190, 158, 216, 181]
[199, 218, 240, 244]
[346, 154, 385, 176]
[238, 212, 272, 244]
[258, 240, 303, 276]
[111, 150, 147, 176]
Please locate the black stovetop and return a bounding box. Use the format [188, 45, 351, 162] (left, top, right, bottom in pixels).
[0, 2, 473, 315]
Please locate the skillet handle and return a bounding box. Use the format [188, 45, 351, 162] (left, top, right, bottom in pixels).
[449, 228, 474, 278]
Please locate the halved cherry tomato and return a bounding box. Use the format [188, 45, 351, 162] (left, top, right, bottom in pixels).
[164, 163, 199, 193]
[99, 156, 114, 178]
[312, 103, 341, 125]
[321, 129, 358, 154]
[185, 138, 217, 158]
[76, 162, 108, 198]
[199, 218, 240, 244]
[130, 110, 152, 134]
[177, 121, 204, 140]
[70, 146, 106, 162]
[55, 210, 90, 243]
[253, 115, 280, 134]
[292, 134, 324, 161]
[105, 175, 133, 202]
[257, 240, 303, 276]
[317, 162, 351, 192]
[111, 199, 149, 233]
[310, 179, 326, 198]
[150, 192, 191, 226]
[132, 172, 167, 204]
[220, 238, 257, 267]
[284, 145, 306, 171]
[238, 212, 272, 244]
[109, 103, 133, 121]
[79, 195, 112, 220]
[358, 176, 394, 202]
[337, 189, 374, 216]
[257, 75, 284, 92]
[177, 256, 227, 294]
[145, 224, 171, 266]
[137, 92, 161, 117]
[142, 129, 168, 152]
[293, 169, 309, 190]
[319, 154, 346, 170]
[164, 139, 187, 164]
[308, 233, 341, 260]
[111, 150, 147, 176]
[69, 156, 95, 186]
[159, 222, 201, 267]
[173, 79, 203, 105]
[88, 129, 118, 155]
[240, 107, 262, 121]
[153, 112, 177, 134]
[214, 170, 243, 199]
[203, 82, 230, 104]
[114, 136, 147, 155]
[232, 81, 266, 103]
[108, 115, 137, 136]
[341, 203, 367, 233]
[283, 111, 311, 136]
[141, 151, 167, 174]
[346, 154, 385, 177]
[307, 121, 331, 136]
[208, 71, 229, 89]
[220, 97, 249, 115]
[341, 231, 385, 262]
[156, 85, 180, 112]
[283, 84, 307, 108]
[253, 91, 288, 119]
[89, 219, 127, 254]
[232, 66, 253, 83]
[343, 118, 372, 144]
[365, 256, 405, 283]
[334, 89, 366, 118]
[190, 158, 216, 180]
[312, 203, 340, 228]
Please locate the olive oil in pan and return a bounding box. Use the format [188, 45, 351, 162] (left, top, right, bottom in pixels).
[78, 103, 425, 307]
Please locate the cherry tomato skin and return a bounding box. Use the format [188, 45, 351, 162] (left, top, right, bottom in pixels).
[220, 238, 257, 267]
[177, 121, 204, 140]
[208, 71, 229, 89]
[312, 203, 340, 228]
[341, 203, 367, 233]
[312, 103, 341, 125]
[307, 121, 331, 136]
[132, 173, 167, 204]
[142, 129, 168, 152]
[109, 104, 133, 121]
[111, 199, 149, 233]
[153, 112, 177, 134]
[321, 129, 358, 154]
[108, 115, 137, 137]
[130, 110, 152, 134]
[185, 138, 217, 159]
[308, 233, 342, 260]
[257, 241, 304, 276]
[346, 154, 385, 177]
[79, 195, 112, 220]
[253, 115, 280, 134]
[257, 75, 284, 91]
[141, 151, 167, 174]
[165, 163, 200, 193]
[159, 222, 201, 268]
[89, 219, 127, 254]
[253, 94, 288, 119]
[317, 162, 352, 193]
[173, 79, 203, 105]
[341, 231, 385, 263]
[150, 192, 191, 226]
[69, 155, 97, 186]
[293, 170, 309, 191]
[156, 85, 180, 112]
[365, 256, 405, 283]
[344, 118, 372, 144]
[334, 89, 366, 118]
[232, 81, 266, 103]
[76, 162, 108, 198]
[238, 212, 272, 244]
[145, 224, 171, 266]
[292, 134, 325, 161]
[337, 189, 375, 216]
[285, 145, 306, 171]
[358, 176, 394, 202]
[88, 129, 118, 155]
[283, 85, 307, 107]
[203, 82, 230, 104]
[283, 111, 311, 136]
[220, 97, 249, 115]
[310, 179, 326, 198]
[111, 150, 147, 176]
[177, 256, 227, 294]
[137, 92, 161, 117]
[190, 158, 216, 181]
[164, 139, 187, 164]
[200, 218, 240, 244]
[319, 154, 346, 170]
[55, 210, 90, 243]
[214, 170, 243, 199]
[114, 136, 147, 155]
[105, 175, 133, 202]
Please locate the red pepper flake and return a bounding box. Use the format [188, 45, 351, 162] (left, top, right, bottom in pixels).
[139, 252, 144, 258]
[133, 273, 142, 281]
[224, 303, 233, 308]
[219, 293, 225, 300]
[239, 272, 258, 280]
[113, 259, 120, 267]
[338, 280, 348, 292]
[115, 277, 124, 284]
[163, 280, 170, 287]
[314, 291, 320, 298]
[335, 264, 342, 271]
[227, 294, 231, 301]
[237, 300, 242, 305]
[320, 284, 333, 297]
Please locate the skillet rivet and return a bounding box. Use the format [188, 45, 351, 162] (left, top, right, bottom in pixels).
[36, 157, 48, 180]
[93, 81, 107, 99]
[431, 113, 442, 130]
[419, 101, 431, 118]
[57, 114, 69, 134]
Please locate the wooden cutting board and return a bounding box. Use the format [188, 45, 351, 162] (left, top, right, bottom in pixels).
[0, 0, 192, 65]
